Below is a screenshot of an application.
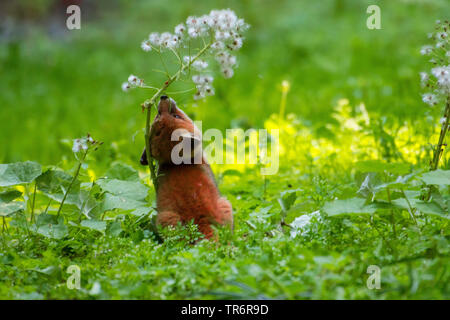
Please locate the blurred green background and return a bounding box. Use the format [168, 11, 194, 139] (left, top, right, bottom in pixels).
[0, 0, 449, 165]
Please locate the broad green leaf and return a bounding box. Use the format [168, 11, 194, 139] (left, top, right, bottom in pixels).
[415, 201, 449, 219]
[420, 170, 450, 186]
[355, 160, 410, 175]
[0, 161, 42, 187]
[323, 197, 376, 216]
[96, 179, 148, 201]
[0, 190, 22, 203]
[102, 194, 147, 211]
[278, 189, 299, 212]
[106, 221, 123, 237]
[80, 219, 107, 234]
[130, 207, 153, 217]
[0, 201, 24, 216]
[35, 222, 68, 239]
[105, 163, 139, 182]
[36, 169, 80, 205]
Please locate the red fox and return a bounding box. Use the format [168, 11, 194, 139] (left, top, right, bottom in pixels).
[140, 96, 233, 239]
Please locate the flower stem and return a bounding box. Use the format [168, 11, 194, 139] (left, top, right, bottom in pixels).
[56, 149, 87, 219]
[430, 96, 450, 171]
[143, 42, 212, 188]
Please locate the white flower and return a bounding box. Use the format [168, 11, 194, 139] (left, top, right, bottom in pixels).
[436, 32, 448, 39]
[222, 67, 234, 78]
[211, 41, 225, 50]
[192, 59, 208, 70]
[440, 117, 447, 125]
[141, 40, 152, 52]
[148, 32, 161, 46]
[420, 45, 433, 55]
[186, 16, 200, 28]
[121, 82, 130, 92]
[72, 138, 88, 153]
[174, 23, 185, 35]
[422, 93, 438, 105]
[192, 75, 213, 84]
[420, 72, 429, 84]
[188, 27, 200, 38]
[215, 30, 231, 41]
[128, 74, 138, 84]
[290, 211, 322, 238]
[216, 51, 236, 69]
[229, 37, 243, 50]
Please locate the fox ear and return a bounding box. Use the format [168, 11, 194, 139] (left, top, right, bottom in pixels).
[140, 148, 148, 165]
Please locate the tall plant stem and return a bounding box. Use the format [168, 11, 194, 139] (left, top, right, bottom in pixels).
[424, 97, 450, 201]
[430, 96, 450, 171]
[56, 150, 87, 219]
[30, 182, 37, 223]
[143, 42, 212, 188]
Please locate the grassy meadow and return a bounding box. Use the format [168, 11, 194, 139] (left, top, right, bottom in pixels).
[0, 0, 449, 299]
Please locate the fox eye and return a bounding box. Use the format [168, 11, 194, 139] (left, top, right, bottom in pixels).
[173, 114, 182, 119]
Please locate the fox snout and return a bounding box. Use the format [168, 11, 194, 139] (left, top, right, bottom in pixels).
[140, 96, 201, 165]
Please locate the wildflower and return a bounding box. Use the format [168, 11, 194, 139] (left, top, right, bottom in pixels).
[211, 41, 225, 50]
[420, 45, 433, 55]
[187, 27, 200, 38]
[290, 211, 322, 238]
[436, 32, 448, 40]
[192, 75, 213, 85]
[128, 74, 138, 84]
[125, 9, 248, 100]
[141, 40, 152, 52]
[229, 37, 243, 50]
[174, 23, 185, 35]
[148, 32, 161, 46]
[440, 117, 447, 125]
[192, 59, 208, 71]
[72, 138, 88, 153]
[422, 93, 438, 106]
[121, 82, 130, 92]
[222, 67, 234, 78]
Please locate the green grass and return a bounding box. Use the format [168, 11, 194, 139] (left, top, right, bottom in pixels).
[0, 0, 449, 299]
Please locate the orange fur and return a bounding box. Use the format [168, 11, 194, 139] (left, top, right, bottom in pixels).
[141, 96, 233, 239]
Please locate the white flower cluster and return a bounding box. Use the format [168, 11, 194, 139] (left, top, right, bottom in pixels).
[290, 211, 323, 238]
[123, 9, 249, 100]
[72, 135, 95, 153]
[420, 20, 450, 106]
[192, 75, 214, 100]
[121, 74, 144, 92]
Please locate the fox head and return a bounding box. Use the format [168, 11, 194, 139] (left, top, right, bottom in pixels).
[140, 96, 202, 165]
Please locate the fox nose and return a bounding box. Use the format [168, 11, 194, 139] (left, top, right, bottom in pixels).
[160, 95, 168, 100]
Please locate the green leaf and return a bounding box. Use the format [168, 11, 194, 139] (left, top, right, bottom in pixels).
[106, 221, 123, 237]
[0, 201, 25, 216]
[420, 170, 450, 186]
[97, 179, 148, 201]
[36, 169, 80, 205]
[105, 163, 139, 182]
[323, 197, 376, 216]
[35, 218, 68, 239]
[0, 161, 42, 187]
[355, 160, 410, 175]
[102, 194, 146, 211]
[415, 201, 449, 219]
[278, 189, 300, 212]
[130, 207, 153, 217]
[80, 219, 107, 234]
[0, 190, 22, 203]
